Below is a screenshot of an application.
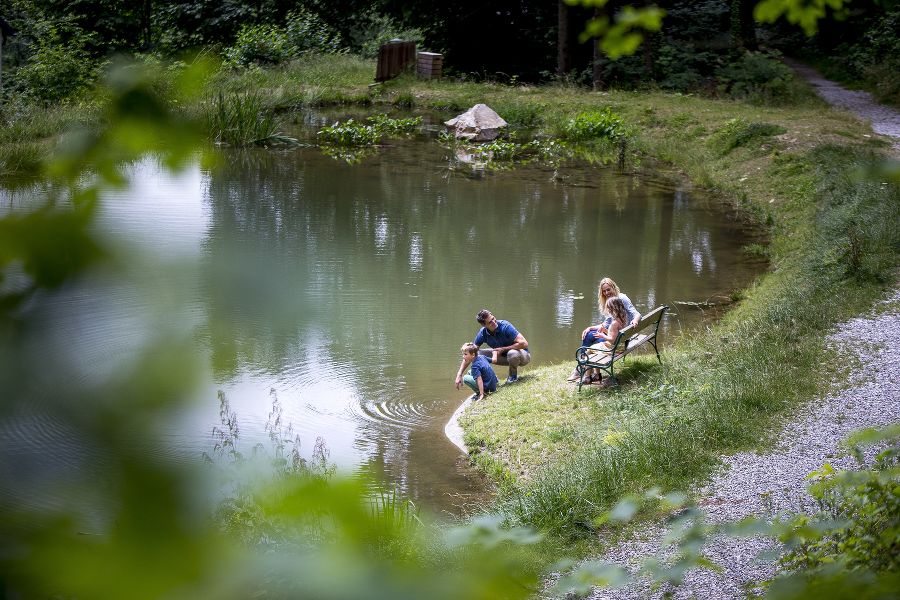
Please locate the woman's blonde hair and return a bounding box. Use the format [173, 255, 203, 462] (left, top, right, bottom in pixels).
[597, 277, 621, 315]
[605, 296, 628, 326]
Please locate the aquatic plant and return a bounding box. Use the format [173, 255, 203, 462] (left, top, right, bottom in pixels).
[204, 91, 296, 147]
[366, 113, 422, 135]
[472, 139, 567, 162]
[317, 118, 381, 146]
[317, 114, 421, 148]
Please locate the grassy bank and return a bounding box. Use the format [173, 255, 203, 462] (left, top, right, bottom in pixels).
[2, 54, 898, 540]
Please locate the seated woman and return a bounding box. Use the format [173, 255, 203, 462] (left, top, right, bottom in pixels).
[569, 277, 641, 382]
[580, 296, 629, 385]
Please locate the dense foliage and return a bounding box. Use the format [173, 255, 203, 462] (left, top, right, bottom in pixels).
[0, 0, 894, 105]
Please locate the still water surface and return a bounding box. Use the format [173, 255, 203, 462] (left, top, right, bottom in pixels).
[3, 129, 765, 516]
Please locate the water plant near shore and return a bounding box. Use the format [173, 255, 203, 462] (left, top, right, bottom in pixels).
[204, 91, 297, 147]
[316, 113, 422, 147]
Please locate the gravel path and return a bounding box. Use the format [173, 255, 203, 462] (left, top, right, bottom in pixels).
[783, 58, 900, 152]
[584, 287, 900, 599]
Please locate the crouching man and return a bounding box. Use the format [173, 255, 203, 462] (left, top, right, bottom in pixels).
[455, 309, 531, 387]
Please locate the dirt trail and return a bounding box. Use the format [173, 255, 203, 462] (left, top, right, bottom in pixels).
[783, 58, 900, 151]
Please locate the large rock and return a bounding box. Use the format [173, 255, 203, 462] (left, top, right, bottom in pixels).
[444, 104, 508, 141]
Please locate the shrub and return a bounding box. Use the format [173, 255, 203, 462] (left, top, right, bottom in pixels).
[351, 11, 425, 59]
[654, 43, 722, 92]
[14, 27, 99, 105]
[561, 109, 626, 142]
[224, 24, 293, 67]
[285, 8, 343, 55]
[716, 51, 812, 105]
[776, 428, 900, 584]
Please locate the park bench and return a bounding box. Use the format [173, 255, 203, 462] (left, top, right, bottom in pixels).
[575, 305, 668, 391]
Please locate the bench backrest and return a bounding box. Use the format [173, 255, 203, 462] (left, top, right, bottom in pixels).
[610, 305, 668, 350]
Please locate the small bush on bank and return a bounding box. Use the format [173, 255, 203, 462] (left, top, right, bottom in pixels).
[561, 109, 626, 142]
[223, 24, 293, 67]
[778, 432, 900, 578]
[717, 52, 813, 105]
[351, 11, 425, 59]
[285, 8, 344, 55]
[13, 27, 100, 106]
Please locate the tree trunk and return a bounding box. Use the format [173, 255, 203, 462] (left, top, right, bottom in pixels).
[142, 0, 152, 49]
[591, 7, 604, 90]
[557, 0, 571, 77]
[642, 31, 655, 79]
[731, 0, 758, 50]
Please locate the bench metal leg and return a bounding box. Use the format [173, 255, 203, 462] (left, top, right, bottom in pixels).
[651, 339, 662, 364]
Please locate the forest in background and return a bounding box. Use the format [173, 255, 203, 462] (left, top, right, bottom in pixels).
[1, 0, 898, 108]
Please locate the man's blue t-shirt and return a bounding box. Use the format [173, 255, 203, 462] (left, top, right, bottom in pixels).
[469, 354, 499, 392]
[473, 319, 520, 349]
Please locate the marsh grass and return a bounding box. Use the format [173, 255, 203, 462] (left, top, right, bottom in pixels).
[0, 142, 46, 177]
[204, 91, 295, 146]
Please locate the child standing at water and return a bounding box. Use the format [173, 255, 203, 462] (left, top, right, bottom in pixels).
[460, 342, 498, 400]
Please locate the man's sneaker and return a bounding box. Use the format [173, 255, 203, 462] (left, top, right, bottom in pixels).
[506, 374, 518, 384]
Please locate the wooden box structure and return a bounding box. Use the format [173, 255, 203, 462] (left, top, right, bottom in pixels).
[417, 52, 443, 79]
[375, 40, 416, 82]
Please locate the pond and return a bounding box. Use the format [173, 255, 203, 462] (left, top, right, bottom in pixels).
[1, 120, 766, 517]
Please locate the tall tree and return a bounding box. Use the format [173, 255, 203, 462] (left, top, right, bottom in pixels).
[731, 0, 758, 50]
[558, 0, 571, 76]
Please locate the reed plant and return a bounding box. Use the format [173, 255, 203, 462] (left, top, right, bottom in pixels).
[0, 141, 45, 177]
[204, 91, 294, 146]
